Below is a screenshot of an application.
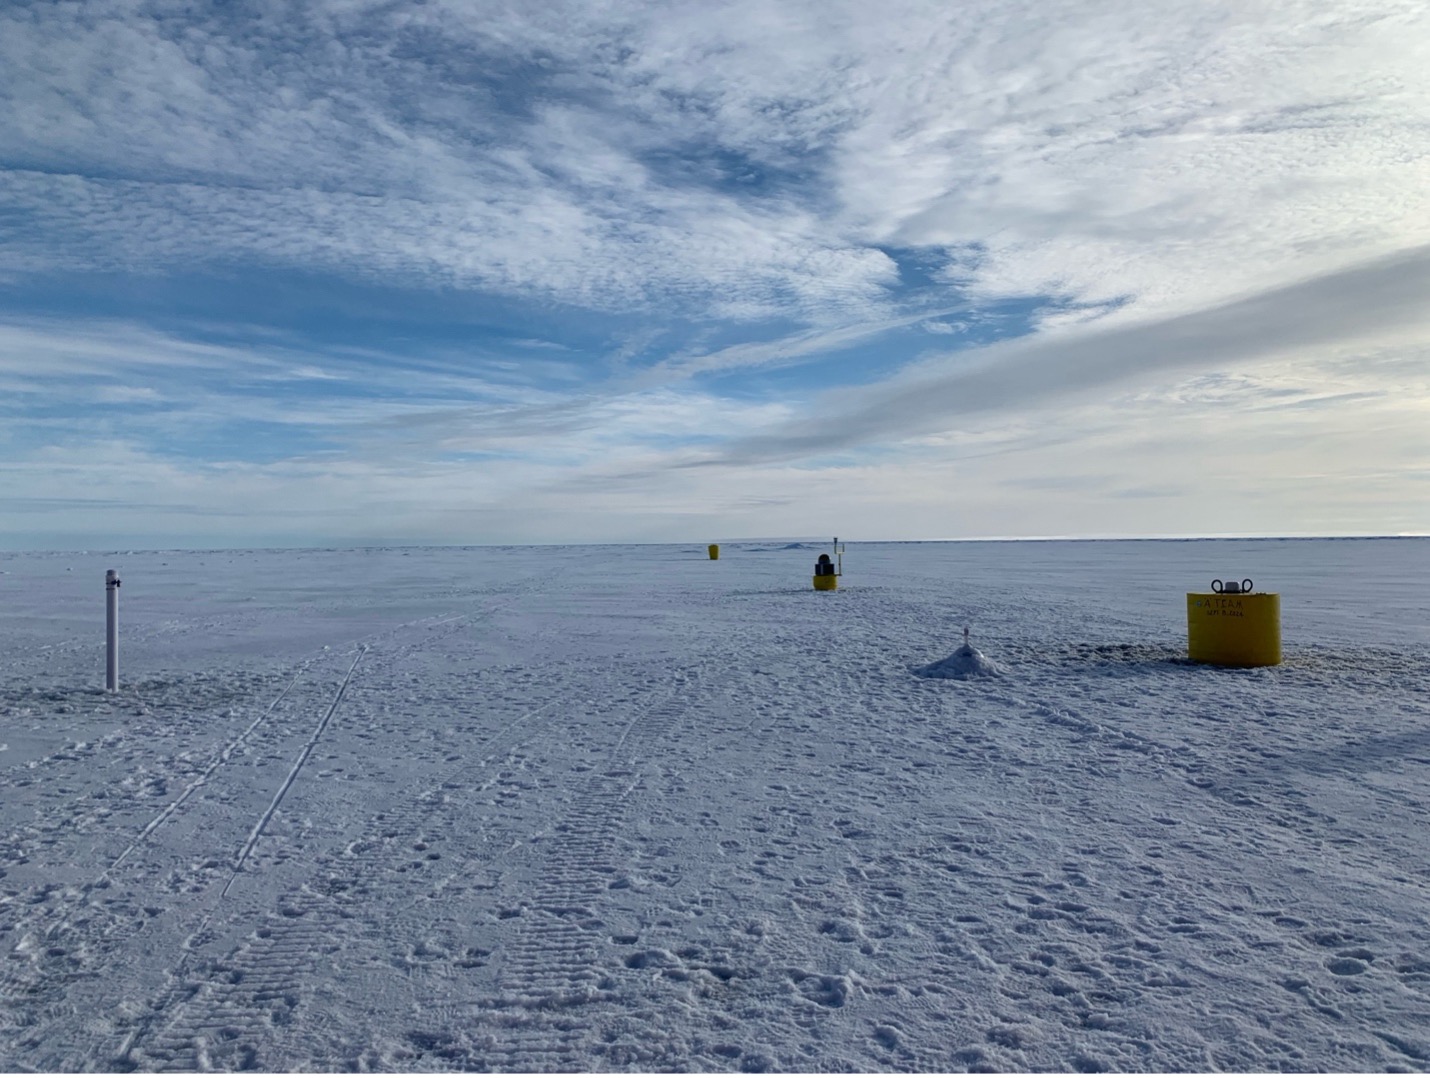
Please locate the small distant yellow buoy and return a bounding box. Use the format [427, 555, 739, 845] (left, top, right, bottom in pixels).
[708, 544, 719, 560]
[1187, 578, 1281, 667]
[812, 538, 843, 591]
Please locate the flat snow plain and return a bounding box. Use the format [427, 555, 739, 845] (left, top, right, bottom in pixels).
[2, 538, 1429, 1073]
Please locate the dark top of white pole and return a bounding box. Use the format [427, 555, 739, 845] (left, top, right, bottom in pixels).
[106, 569, 120, 692]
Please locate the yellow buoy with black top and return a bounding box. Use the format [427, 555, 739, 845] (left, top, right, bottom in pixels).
[708, 544, 719, 560]
[813, 538, 843, 591]
[1187, 577, 1281, 667]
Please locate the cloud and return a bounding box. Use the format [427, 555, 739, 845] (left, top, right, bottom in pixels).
[0, 0, 894, 319]
[4, 0, 1427, 331]
[0, 311, 797, 479]
[637, 302, 969, 383]
[0, 319, 248, 377]
[829, 2, 1430, 318]
[700, 245, 1430, 465]
[4, 339, 1427, 548]
[93, 385, 164, 404]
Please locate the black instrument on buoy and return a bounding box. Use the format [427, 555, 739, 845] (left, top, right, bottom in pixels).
[1211, 578, 1253, 595]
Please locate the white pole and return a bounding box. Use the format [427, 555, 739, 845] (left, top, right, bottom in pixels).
[106, 569, 120, 692]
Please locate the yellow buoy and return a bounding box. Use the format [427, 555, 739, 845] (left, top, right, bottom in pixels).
[708, 544, 719, 560]
[1187, 578, 1280, 667]
[812, 538, 843, 591]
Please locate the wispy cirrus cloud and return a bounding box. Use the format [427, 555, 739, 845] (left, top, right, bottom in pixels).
[697, 245, 1430, 466]
[6, 0, 1427, 325]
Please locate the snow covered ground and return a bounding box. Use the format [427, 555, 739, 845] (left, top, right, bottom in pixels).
[2, 538, 1429, 1072]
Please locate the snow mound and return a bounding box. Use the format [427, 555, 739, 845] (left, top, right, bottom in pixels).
[913, 643, 1002, 680]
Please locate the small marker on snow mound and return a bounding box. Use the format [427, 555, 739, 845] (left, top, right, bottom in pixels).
[913, 626, 1001, 680]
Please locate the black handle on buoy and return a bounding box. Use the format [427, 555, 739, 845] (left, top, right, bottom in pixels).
[1210, 578, 1254, 595]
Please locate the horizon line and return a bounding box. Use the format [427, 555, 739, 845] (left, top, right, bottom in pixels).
[3, 532, 1427, 556]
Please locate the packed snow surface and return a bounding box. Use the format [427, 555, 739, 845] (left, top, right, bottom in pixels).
[2, 538, 1429, 1072]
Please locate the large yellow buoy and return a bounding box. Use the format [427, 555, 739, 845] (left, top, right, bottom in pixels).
[1187, 578, 1281, 667]
[708, 544, 719, 560]
[812, 573, 837, 591]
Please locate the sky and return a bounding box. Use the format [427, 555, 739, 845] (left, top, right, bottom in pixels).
[2, 0, 1428, 549]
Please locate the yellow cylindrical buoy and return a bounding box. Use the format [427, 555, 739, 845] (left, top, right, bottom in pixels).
[1187, 578, 1280, 667]
[708, 544, 719, 560]
[812, 541, 841, 590]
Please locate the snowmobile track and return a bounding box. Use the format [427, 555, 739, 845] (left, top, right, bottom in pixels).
[110, 618, 475, 1071]
[440, 671, 699, 1071]
[114, 615, 577, 1072]
[125, 888, 340, 1072]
